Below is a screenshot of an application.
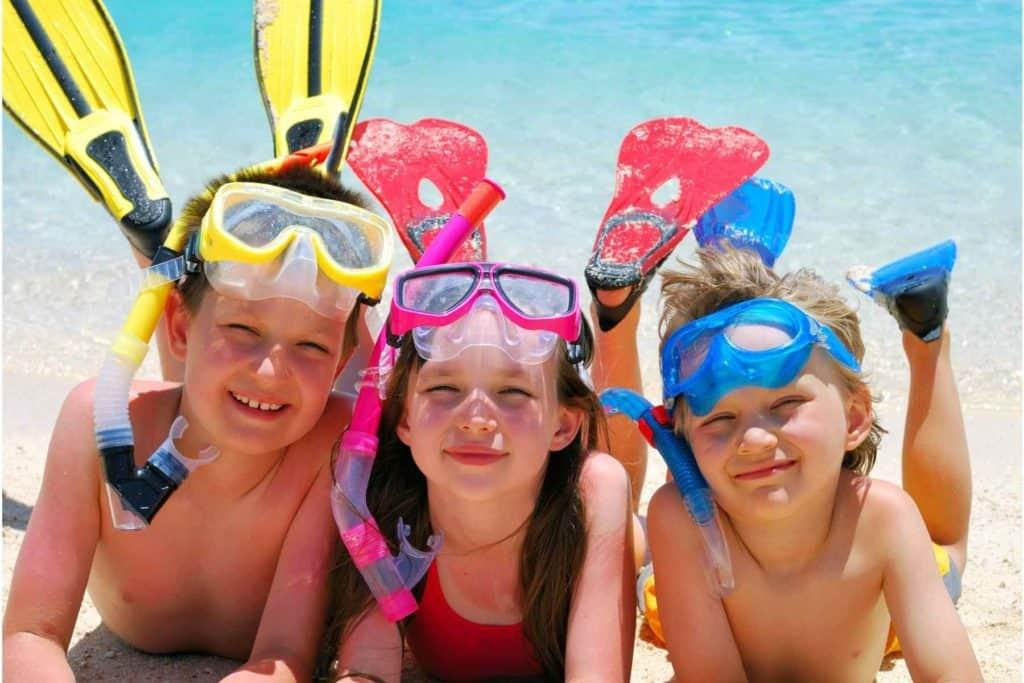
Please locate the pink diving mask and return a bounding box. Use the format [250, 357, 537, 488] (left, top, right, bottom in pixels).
[387, 262, 582, 363]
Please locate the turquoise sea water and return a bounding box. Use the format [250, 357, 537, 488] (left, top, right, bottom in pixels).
[3, 1, 1021, 410]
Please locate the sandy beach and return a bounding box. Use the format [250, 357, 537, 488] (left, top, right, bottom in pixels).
[3, 0, 1019, 676]
[3, 364, 1019, 680]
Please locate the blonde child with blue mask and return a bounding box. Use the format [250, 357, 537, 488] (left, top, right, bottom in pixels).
[641, 245, 980, 681]
[319, 262, 635, 682]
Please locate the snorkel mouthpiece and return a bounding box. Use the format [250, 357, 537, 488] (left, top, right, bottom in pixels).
[99, 415, 218, 527]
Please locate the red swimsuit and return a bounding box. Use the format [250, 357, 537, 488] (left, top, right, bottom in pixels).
[405, 563, 542, 681]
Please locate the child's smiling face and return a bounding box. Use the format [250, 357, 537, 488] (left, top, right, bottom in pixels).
[681, 349, 872, 522]
[397, 338, 582, 504]
[172, 291, 347, 455]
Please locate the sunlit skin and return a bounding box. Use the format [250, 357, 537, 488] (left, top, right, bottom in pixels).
[648, 340, 980, 681]
[175, 294, 345, 460]
[4, 290, 354, 681]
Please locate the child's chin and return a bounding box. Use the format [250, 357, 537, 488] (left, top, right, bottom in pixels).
[742, 486, 803, 517]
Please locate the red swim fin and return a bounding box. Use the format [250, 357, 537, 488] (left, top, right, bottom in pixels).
[586, 117, 769, 330]
[347, 118, 488, 263]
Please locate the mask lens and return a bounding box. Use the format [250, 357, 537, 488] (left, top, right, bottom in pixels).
[495, 270, 573, 318]
[677, 330, 715, 382]
[398, 269, 477, 314]
[412, 296, 559, 363]
[723, 321, 797, 352]
[222, 199, 288, 246]
[311, 217, 377, 268]
[222, 199, 380, 269]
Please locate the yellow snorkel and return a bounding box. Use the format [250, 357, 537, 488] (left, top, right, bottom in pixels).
[94, 211, 212, 530]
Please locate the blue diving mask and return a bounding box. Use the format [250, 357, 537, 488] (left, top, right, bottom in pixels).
[661, 297, 861, 416]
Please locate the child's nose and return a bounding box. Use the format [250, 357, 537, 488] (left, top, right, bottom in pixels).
[254, 345, 289, 379]
[457, 392, 498, 434]
[737, 423, 778, 455]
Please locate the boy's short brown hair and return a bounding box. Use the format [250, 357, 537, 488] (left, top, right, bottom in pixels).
[659, 244, 883, 475]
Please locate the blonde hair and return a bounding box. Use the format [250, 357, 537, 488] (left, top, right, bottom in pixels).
[659, 245, 883, 475]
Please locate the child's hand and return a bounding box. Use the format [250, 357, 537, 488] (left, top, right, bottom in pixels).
[336, 608, 403, 683]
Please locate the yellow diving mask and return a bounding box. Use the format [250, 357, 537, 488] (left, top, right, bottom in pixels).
[188, 181, 394, 318]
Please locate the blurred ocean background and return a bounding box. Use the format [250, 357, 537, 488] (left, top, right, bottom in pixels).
[3, 0, 1020, 412]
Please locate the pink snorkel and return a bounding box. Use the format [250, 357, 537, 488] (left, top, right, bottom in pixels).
[331, 179, 506, 622]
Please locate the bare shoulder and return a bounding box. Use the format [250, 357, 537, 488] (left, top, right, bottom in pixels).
[50, 377, 182, 482]
[60, 377, 100, 428]
[579, 450, 631, 527]
[837, 472, 925, 550]
[580, 450, 630, 499]
[648, 482, 703, 551]
[841, 473, 918, 521]
[54, 378, 171, 456]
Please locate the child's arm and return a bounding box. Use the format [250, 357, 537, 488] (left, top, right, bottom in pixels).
[648, 483, 747, 682]
[3, 381, 103, 682]
[879, 485, 982, 681]
[564, 452, 634, 682]
[224, 465, 339, 682]
[334, 606, 404, 683]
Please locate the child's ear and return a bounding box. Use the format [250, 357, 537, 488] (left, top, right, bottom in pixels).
[549, 406, 584, 453]
[395, 408, 413, 447]
[164, 289, 191, 362]
[334, 305, 371, 380]
[844, 385, 874, 451]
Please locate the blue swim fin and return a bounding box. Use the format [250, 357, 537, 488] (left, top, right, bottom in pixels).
[846, 240, 957, 342]
[694, 177, 794, 267]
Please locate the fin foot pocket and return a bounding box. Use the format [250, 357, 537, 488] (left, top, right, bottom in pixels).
[588, 261, 663, 332]
[66, 110, 171, 258]
[846, 240, 956, 342]
[884, 274, 950, 342]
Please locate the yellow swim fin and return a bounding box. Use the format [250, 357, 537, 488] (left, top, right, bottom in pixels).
[254, 0, 381, 175]
[2, 0, 172, 258]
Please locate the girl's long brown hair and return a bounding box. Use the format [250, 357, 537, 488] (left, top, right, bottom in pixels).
[317, 325, 605, 681]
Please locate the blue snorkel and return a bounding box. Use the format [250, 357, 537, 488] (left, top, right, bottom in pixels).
[600, 388, 735, 596]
